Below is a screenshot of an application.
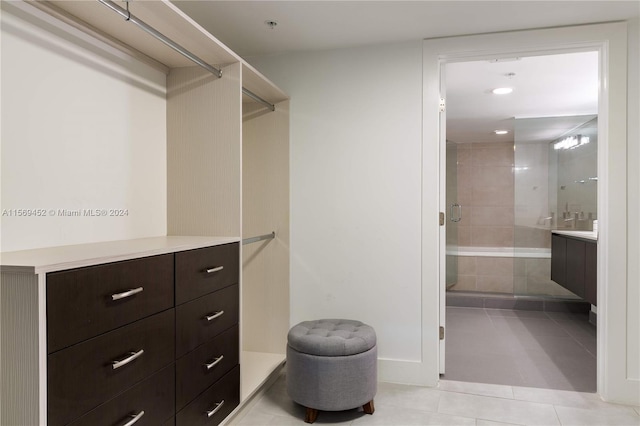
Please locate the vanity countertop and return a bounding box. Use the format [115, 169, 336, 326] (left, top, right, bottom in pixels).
[552, 230, 598, 241]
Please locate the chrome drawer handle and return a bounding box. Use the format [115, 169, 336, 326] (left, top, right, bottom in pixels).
[206, 400, 225, 418]
[206, 266, 224, 274]
[205, 311, 224, 321]
[112, 287, 143, 301]
[112, 349, 144, 370]
[121, 411, 145, 426]
[205, 355, 224, 370]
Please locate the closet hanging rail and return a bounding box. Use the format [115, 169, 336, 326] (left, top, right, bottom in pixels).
[97, 0, 223, 78]
[242, 231, 275, 245]
[242, 88, 276, 112]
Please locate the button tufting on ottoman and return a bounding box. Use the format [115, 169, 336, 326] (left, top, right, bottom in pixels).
[286, 319, 377, 423]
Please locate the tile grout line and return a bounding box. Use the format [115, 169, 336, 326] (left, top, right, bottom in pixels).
[552, 404, 563, 425]
[546, 312, 597, 360]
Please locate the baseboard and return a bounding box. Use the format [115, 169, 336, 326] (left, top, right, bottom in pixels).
[377, 358, 437, 387]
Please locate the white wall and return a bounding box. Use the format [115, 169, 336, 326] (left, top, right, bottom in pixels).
[253, 22, 640, 399]
[1, 2, 167, 252]
[250, 41, 424, 366]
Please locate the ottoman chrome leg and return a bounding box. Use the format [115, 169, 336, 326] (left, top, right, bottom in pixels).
[363, 400, 375, 414]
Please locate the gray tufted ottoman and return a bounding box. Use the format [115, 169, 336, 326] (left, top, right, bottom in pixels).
[286, 319, 377, 423]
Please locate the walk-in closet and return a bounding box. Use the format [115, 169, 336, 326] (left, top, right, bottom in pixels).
[1, 0, 290, 424]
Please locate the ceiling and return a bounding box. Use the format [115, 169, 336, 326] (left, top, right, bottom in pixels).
[172, 1, 639, 58]
[445, 51, 599, 144]
[171, 1, 634, 143]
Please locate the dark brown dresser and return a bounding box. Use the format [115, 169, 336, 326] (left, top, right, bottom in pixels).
[1, 237, 240, 426]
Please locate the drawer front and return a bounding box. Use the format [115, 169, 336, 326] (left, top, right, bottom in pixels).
[176, 325, 239, 410]
[176, 284, 239, 358]
[176, 366, 240, 426]
[68, 364, 175, 426]
[47, 254, 174, 353]
[48, 310, 175, 425]
[175, 243, 239, 305]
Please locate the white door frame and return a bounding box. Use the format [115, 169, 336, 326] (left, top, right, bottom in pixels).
[422, 22, 636, 404]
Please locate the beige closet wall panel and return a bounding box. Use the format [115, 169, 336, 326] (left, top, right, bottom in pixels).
[167, 63, 242, 237]
[0, 272, 39, 426]
[242, 100, 290, 354]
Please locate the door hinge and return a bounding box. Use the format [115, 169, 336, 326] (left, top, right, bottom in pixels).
[439, 326, 445, 340]
[439, 98, 446, 112]
[439, 212, 445, 226]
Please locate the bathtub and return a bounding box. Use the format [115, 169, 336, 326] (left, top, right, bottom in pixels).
[447, 246, 551, 259]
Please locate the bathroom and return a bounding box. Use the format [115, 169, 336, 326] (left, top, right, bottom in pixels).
[443, 51, 599, 391]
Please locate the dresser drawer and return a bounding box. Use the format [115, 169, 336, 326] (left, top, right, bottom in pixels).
[48, 309, 175, 425]
[175, 243, 239, 305]
[176, 325, 239, 410]
[68, 364, 175, 426]
[176, 284, 239, 358]
[176, 366, 240, 426]
[47, 254, 174, 353]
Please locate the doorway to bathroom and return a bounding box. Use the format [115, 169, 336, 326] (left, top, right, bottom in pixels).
[442, 51, 599, 392]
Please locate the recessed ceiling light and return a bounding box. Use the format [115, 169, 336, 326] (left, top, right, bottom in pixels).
[494, 130, 509, 135]
[492, 87, 513, 95]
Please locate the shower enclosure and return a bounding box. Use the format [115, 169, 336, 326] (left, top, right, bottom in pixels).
[445, 115, 598, 299]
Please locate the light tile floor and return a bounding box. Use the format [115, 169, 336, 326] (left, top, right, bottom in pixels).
[233, 308, 639, 425]
[233, 371, 640, 425]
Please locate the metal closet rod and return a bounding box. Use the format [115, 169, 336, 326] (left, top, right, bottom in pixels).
[243, 88, 276, 112]
[98, 0, 222, 77]
[242, 231, 275, 246]
[98, 0, 276, 112]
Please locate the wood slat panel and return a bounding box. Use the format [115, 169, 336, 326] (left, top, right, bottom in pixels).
[167, 63, 242, 237]
[241, 100, 290, 355]
[0, 272, 40, 426]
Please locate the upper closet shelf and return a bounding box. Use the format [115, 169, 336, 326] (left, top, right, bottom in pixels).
[42, 0, 239, 68]
[242, 62, 289, 106]
[29, 0, 288, 105]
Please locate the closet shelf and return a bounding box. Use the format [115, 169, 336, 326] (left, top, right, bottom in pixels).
[36, 0, 289, 106]
[44, 0, 239, 68]
[242, 63, 289, 107]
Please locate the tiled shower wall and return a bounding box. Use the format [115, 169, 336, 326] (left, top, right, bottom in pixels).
[453, 255, 575, 297]
[450, 141, 572, 296]
[456, 142, 515, 247]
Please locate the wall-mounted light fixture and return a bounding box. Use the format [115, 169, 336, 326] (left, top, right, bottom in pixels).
[553, 135, 590, 150]
[494, 130, 509, 135]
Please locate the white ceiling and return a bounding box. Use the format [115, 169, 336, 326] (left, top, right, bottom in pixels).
[445, 51, 599, 144]
[171, 1, 633, 143]
[173, 1, 639, 58]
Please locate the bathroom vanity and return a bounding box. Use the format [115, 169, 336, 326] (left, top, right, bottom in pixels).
[551, 230, 597, 306]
